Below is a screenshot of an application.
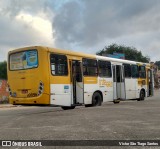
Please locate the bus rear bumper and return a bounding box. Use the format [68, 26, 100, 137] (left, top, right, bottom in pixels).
[9, 94, 50, 105]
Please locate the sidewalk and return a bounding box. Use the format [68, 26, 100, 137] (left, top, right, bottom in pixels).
[0, 104, 17, 108]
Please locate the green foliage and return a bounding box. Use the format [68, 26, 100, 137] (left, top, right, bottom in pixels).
[155, 61, 160, 69]
[96, 44, 150, 63]
[0, 61, 7, 79]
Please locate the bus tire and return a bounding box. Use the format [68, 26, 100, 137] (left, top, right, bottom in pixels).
[138, 90, 145, 101]
[113, 100, 120, 104]
[85, 104, 92, 107]
[61, 106, 75, 110]
[92, 92, 102, 106]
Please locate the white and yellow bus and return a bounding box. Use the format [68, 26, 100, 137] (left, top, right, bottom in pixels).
[8, 46, 154, 110]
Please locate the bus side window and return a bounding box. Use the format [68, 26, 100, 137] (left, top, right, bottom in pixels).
[139, 66, 146, 78]
[123, 64, 131, 78]
[50, 54, 68, 76]
[98, 60, 112, 77]
[82, 58, 98, 76]
[131, 65, 139, 78]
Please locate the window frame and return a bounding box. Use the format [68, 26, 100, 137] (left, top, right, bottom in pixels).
[131, 64, 139, 78]
[9, 49, 38, 71]
[123, 63, 131, 78]
[139, 65, 146, 78]
[98, 60, 112, 78]
[50, 53, 68, 76]
[82, 58, 98, 77]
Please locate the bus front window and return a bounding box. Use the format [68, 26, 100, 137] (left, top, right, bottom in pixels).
[10, 50, 38, 70]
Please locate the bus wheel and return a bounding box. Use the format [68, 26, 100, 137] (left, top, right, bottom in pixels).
[113, 100, 120, 104]
[85, 104, 92, 107]
[61, 106, 75, 110]
[138, 90, 145, 101]
[92, 92, 102, 106]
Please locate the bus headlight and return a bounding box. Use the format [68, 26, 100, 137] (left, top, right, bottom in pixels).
[38, 81, 44, 96]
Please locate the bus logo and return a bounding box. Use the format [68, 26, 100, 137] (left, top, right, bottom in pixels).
[99, 79, 113, 87]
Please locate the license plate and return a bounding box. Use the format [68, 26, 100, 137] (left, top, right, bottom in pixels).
[22, 90, 28, 94]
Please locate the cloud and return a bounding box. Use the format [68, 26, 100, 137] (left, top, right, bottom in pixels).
[0, 0, 48, 17]
[0, 0, 160, 62]
[52, 0, 84, 49]
[15, 12, 53, 44]
[0, 0, 55, 61]
[52, 0, 160, 61]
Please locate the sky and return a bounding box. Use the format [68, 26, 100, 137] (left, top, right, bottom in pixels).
[0, 0, 160, 62]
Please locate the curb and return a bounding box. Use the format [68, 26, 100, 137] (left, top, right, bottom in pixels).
[0, 104, 17, 108]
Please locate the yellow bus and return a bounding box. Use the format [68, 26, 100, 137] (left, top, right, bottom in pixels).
[8, 46, 154, 110]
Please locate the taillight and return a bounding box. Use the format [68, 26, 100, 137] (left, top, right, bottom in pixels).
[38, 81, 44, 96]
[8, 84, 12, 96]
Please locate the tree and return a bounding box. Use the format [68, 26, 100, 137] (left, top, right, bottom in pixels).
[96, 44, 150, 63]
[155, 61, 160, 70]
[0, 61, 7, 79]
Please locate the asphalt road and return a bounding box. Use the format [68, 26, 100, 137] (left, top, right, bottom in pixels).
[0, 90, 160, 149]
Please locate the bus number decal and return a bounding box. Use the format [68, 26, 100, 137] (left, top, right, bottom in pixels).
[99, 79, 112, 87]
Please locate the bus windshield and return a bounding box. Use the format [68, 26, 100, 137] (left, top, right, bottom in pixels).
[9, 50, 38, 70]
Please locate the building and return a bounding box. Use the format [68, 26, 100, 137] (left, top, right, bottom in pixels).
[0, 80, 9, 103]
[150, 62, 159, 88]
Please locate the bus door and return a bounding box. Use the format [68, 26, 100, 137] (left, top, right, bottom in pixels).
[147, 69, 154, 96]
[70, 60, 84, 105]
[113, 65, 126, 100]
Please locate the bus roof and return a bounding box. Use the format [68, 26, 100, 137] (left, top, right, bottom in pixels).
[8, 46, 150, 66]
